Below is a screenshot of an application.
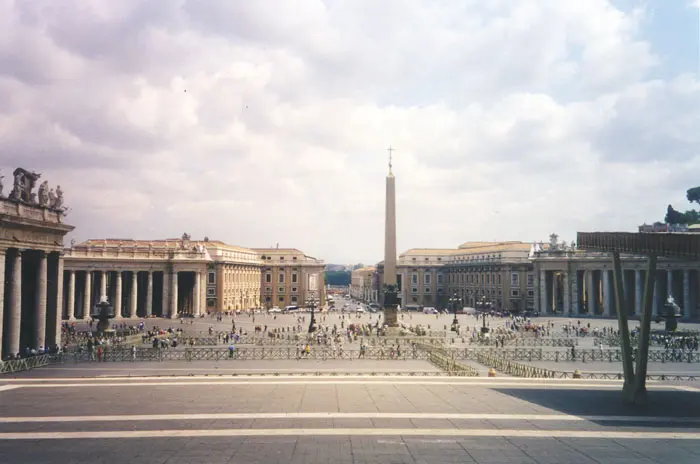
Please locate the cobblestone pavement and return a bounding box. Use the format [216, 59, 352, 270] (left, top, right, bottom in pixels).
[1, 362, 700, 463]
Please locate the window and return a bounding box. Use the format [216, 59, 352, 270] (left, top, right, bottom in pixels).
[511, 273, 519, 286]
[424, 273, 431, 285]
[527, 290, 535, 297]
[527, 273, 534, 287]
[437, 274, 443, 284]
[207, 288, 215, 297]
[279, 296, 284, 302]
[412, 274, 418, 284]
[279, 273, 284, 283]
[511, 289, 520, 297]
[208, 272, 215, 284]
[292, 273, 297, 283]
[412, 287, 418, 294]
[278, 287, 284, 293]
[265, 274, 271, 283]
[497, 274, 501, 285]
[280, 257, 284, 261]
[292, 287, 297, 293]
[291, 296, 297, 302]
[293, 257, 297, 261]
[424, 287, 431, 293]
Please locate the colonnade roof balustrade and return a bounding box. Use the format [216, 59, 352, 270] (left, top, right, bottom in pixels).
[576, 232, 700, 260]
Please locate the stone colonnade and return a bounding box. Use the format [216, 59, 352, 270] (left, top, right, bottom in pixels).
[0, 248, 63, 359]
[61, 269, 205, 321]
[537, 268, 699, 321]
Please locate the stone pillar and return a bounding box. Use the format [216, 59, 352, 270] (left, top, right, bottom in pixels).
[539, 269, 547, 313]
[84, 271, 92, 319]
[67, 271, 76, 320]
[667, 270, 673, 299]
[114, 271, 123, 319]
[162, 271, 169, 318]
[602, 270, 612, 316]
[562, 272, 570, 316]
[533, 269, 541, 314]
[551, 272, 558, 313]
[146, 271, 153, 317]
[170, 271, 178, 318]
[35, 251, 48, 350]
[571, 271, 580, 316]
[194, 271, 201, 316]
[683, 269, 691, 321]
[100, 271, 107, 300]
[7, 250, 23, 358]
[587, 270, 596, 314]
[0, 250, 5, 359]
[634, 270, 642, 317]
[653, 277, 659, 316]
[51, 254, 65, 347]
[130, 272, 138, 318]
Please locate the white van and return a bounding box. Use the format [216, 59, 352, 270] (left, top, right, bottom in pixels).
[284, 305, 300, 313]
[423, 307, 438, 314]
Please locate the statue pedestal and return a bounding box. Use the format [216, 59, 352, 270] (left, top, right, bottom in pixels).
[383, 306, 399, 327]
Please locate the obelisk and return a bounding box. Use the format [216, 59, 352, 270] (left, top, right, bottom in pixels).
[383, 147, 399, 327]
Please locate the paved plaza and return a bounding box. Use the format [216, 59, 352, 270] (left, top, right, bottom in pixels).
[2, 360, 700, 463]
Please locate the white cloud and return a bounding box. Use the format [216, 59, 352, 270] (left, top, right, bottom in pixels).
[0, 0, 697, 264]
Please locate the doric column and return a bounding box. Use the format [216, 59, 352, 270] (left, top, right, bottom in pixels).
[84, 271, 92, 319]
[0, 250, 5, 359]
[161, 271, 169, 317]
[194, 271, 201, 316]
[635, 270, 643, 316]
[551, 273, 558, 313]
[571, 271, 580, 315]
[653, 277, 659, 316]
[34, 251, 48, 350]
[114, 271, 123, 319]
[538, 269, 546, 314]
[667, 270, 673, 298]
[7, 250, 23, 357]
[146, 271, 153, 316]
[99, 270, 107, 300]
[51, 254, 65, 347]
[602, 269, 612, 316]
[683, 269, 691, 321]
[587, 270, 596, 314]
[67, 271, 76, 320]
[130, 272, 138, 318]
[170, 271, 178, 318]
[562, 272, 570, 316]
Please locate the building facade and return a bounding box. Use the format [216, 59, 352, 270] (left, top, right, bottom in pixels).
[206, 241, 262, 313]
[531, 234, 700, 321]
[254, 248, 326, 309]
[350, 266, 378, 303]
[1, 168, 74, 359]
[445, 242, 534, 313]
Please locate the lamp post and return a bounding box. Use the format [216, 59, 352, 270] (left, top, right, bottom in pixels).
[307, 292, 318, 333]
[479, 295, 489, 334]
[449, 291, 461, 330]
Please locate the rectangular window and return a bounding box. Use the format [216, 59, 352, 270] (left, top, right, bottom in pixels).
[497, 274, 501, 285]
[511, 273, 519, 287]
[207, 288, 215, 297]
[278, 287, 284, 293]
[279, 273, 284, 283]
[511, 289, 520, 297]
[424, 273, 431, 285]
[412, 274, 418, 284]
[412, 287, 418, 294]
[437, 274, 443, 284]
[291, 296, 298, 302]
[424, 287, 431, 293]
[279, 296, 284, 302]
[292, 287, 297, 293]
[527, 273, 534, 287]
[208, 272, 215, 284]
[527, 290, 535, 297]
[265, 274, 271, 283]
[292, 273, 297, 283]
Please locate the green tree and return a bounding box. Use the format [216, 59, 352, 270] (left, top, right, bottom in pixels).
[687, 186, 700, 206]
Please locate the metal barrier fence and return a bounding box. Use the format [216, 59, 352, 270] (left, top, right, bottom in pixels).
[449, 347, 700, 363]
[69, 346, 430, 362]
[511, 338, 577, 347]
[475, 351, 557, 378]
[0, 354, 56, 374]
[170, 334, 450, 347]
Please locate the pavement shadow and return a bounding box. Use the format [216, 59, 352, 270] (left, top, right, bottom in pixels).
[494, 387, 700, 427]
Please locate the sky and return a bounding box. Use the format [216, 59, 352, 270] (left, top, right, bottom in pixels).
[0, 0, 698, 265]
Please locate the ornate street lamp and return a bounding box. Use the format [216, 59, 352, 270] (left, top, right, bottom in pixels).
[307, 292, 318, 333]
[479, 295, 489, 335]
[448, 291, 461, 331]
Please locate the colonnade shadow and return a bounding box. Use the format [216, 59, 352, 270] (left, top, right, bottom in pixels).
[493, 387, 700, 427]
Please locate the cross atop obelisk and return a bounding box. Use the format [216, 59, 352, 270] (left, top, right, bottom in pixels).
[383, 145, 399, 327]
[387, 146, 394, 175]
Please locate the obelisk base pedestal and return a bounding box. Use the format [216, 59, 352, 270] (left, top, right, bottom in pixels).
[383, 306, 399, 327]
